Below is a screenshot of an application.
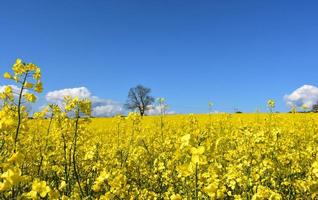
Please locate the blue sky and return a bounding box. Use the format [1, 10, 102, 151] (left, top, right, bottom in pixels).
[1, 0, 318, 113]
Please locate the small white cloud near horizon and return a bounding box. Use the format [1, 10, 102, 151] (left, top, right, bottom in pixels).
[284, 85, 318, 108]
[145, 104, 176, 115]
[90, 96, 123, 117]
[45, 87, 123, 117]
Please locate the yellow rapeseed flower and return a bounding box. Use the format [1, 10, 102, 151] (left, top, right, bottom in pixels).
[3, 72, 11, 79]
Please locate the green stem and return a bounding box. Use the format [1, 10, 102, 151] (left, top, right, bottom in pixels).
[38, 112, 54, 176]
[14, 71, 28, 152]
[195, 163, 198, 200]
[72, 108, 85, 198]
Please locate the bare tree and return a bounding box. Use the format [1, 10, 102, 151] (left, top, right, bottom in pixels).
[312, 102, 318, 112]
[125, 85, 155, 116]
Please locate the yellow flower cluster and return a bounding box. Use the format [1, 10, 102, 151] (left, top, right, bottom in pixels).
[1, 59, 318, 199]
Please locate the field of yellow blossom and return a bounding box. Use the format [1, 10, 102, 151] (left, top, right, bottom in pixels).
[1, 59, 318, 199]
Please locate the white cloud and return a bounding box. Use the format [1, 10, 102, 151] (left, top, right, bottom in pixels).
[46, 87, 91, 103]
[45, 87, 123, 117]
[145, 104, 175, 115]
[0, 85, 33, 111]
[92, 104, 123, 117]
[0, 85, 28, 96]
[90, 96, 123, 117]
[284, 85, 318, 108]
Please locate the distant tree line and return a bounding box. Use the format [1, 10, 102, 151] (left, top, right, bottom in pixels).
[124, 86, 318, 115]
